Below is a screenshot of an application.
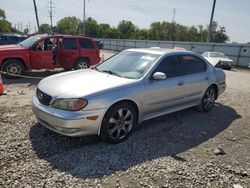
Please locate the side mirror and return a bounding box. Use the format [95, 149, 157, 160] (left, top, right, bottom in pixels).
[151, 72, 166, 80]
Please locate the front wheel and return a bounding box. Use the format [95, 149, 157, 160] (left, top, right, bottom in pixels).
[197, 86, 216, 112]
[100, 102, 137, 143]
[1, 59, 25, 79]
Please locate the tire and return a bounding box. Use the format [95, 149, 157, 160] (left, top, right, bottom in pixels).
[1, 59, 25, 79]
[197, 86, 216, 112]
[100, 102, 137, 144]
[74, 59, 90, 70]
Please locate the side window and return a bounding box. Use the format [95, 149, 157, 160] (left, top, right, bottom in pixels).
[62, 38, 77, 50]
[35, 38, 55, 51]
[154, 55, 181, 78]
[79, 38, 94, 49]
[181, 55, 207, 75]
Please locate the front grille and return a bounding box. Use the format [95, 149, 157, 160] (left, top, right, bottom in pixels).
[36, 89, 52, 105]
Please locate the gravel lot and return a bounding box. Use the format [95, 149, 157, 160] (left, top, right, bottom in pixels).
[0, 52, 249, 187]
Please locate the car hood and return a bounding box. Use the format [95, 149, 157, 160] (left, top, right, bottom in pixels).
[0, 44, 24, 50]
[38, 69, 138, 98]
[205, 57, 233, 66]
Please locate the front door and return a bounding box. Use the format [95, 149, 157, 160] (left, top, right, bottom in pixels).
[30, 37, 55, 70]
[143, 55, 185, 119]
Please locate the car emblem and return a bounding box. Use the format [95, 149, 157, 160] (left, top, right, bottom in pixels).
[38, 92, 43, 100]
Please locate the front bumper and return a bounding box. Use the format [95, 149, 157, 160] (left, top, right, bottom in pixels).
[32, 96, 106, 137]
[218, 61, 233, 69]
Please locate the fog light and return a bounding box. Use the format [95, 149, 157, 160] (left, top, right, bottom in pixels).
[56, 127, 80, 134]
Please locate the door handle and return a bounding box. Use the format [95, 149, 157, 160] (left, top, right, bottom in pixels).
[205, 77, 209, 80]
[177, 81, 184, 86]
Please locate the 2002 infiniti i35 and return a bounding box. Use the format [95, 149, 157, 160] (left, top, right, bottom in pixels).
[32, 48, 226, 143]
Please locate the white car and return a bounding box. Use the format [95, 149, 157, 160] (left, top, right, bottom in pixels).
[202, 51, 234, 70]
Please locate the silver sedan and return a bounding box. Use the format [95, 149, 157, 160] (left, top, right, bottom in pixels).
[32, 48, 226, 143]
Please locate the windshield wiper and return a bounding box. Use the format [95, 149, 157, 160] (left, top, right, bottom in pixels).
[101, 70, 125, 78]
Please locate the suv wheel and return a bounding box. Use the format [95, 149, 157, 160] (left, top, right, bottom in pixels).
[1, 59, 25, 79]
[74, 59, 89, 70]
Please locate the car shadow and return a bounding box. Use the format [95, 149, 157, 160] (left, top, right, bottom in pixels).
[2, 69, 65, 85]
[29, 103, 240, 178]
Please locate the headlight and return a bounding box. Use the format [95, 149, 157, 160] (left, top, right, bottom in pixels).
[52, 98, 88, 111]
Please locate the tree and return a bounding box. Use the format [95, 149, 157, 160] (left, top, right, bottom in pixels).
[117, 20, 136, 39]
[23, 28, 29, 35]
[85, 17, 98, 37]
[148, 21, 172, 40]
[213, 26, 229, 43]
[57, 16, 82, 34]
[39, 23, 51, 34]
[0, 9, 6, 20]
[0, 8, 12, 33]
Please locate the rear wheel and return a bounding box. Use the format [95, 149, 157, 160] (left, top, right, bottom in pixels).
[74, 59, 90, 70]
[197, 86, 216, 112]
[100, 102, 137, 143]
[1, 59, 25, 79]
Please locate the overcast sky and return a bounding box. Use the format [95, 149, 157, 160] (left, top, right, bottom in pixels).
[1, 0, 250, 43]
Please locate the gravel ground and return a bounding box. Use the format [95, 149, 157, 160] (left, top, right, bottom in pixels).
[0, 53, 249, 187]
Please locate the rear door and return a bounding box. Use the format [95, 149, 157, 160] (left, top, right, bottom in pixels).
[79, 38, 100, 65]
[58, 37, 79, 69]
[180, 54, 209, 103]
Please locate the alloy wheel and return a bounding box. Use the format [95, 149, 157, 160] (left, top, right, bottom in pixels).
[77, 62, 88, 69]
[203, 88, 215, 111]
[7, 63, 22, 74]
[108, 108, 133, 140]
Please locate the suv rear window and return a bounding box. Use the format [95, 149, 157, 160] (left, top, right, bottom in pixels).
[62, 38, 77, 50]
[79, 38, 94, 49]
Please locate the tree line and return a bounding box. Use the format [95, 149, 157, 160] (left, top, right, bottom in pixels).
[1, 8, 229, 43]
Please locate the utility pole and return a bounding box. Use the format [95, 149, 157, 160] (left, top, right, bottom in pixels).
[33, 0, 40, 32]
[83, 0, 86, 34]
[207, 0, 216, 42]
[169, 8, 176, 41]
[48, 0, 55, 28]
[172, 8, 176, 23]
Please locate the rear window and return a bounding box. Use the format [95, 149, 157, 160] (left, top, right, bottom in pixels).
[62, 38, 77, 50]
[79, 38, 94, 49]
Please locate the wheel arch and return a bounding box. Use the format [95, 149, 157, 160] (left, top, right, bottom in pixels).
[98, 99, 140, 135]
[209, 83, 219, 100]
[1, 58, 27, 71]
[75, 56, 90, 64]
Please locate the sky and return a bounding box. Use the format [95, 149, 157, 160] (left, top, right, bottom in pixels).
[0, 0, 250, 43]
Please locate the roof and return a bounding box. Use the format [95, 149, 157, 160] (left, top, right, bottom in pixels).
[125, 47, 193, 56]
[31, 34, 92, 39]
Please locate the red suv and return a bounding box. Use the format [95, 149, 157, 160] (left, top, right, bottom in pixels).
[0, 34, 101, 76]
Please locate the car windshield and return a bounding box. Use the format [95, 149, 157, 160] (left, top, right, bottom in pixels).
[210, 52, 226, 58]
[96, 51, 160, 79]
[19, 36, 41, 47]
